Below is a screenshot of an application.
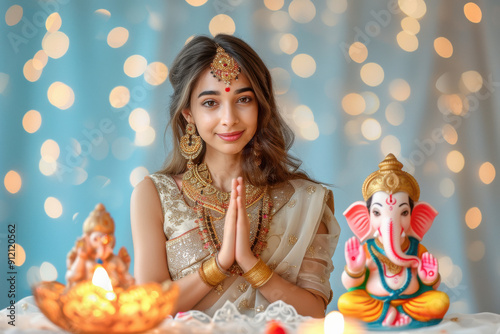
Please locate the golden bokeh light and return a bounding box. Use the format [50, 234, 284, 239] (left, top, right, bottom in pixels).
[435, 72, 453, 94]
[447, 94, 463, 115]
[300, 122, 320, 141]
[264, 0, 284, 11]
[130, 166, 149, 187]
[39, 159, 57, 176]
[12, 243, 26, 266]
[464, 2, 482, 23]
[48, 81, 75, 110]
[361, 91, 379, 115]
[144, 62, 168, 85]
[279, 34, 298, 54]
[293, 105, 315, 128]
[33, 50, 48, 70]
[479, 162, 496, 185]
[124, 55, 148, 78]
[209, 14, 236, 36]
[442, 124, 458, 145]
[434, 37, 453, 58]
[45, 197, 63, 219]
[107, 27, 129, 48]
[186, 0, 208, 6]
[270, 67, 291, 95]
[40, 261, 58, 281]
[446, 150, 465, 173]
[327, 0, 347, 13]
[397, 31, 419, 52]
[385, 102, 405, 126]
[135, 126, 156, 146]
[46, 12, 62, 32]
[4, 171, 22, 194]
[398, 0, 426, 19]
[5, 5, 23, 26]
[0, 72, 9, 94]
[461, 70, 483, 93]
[95, 9, 111, 17]
[41, 139, 60, 163]
[389, 79, 411, 101]
[109, 86, 130, 108]
[349, 42, 368, 63]
[129, 108, 151, 132]
[401, 17, 420, 35]
[291, 54, 316, 78]
[381, 135, 401, 157]
[360, 62, 384, 87]
[42, 31, 70, 59]
[342, 93, 365, 116]
[23, 59, 42, 82]
[288, 0, 316, 24]
[465, 207, 482, 229]
[361, 118, 382, 141]
[439, 178, 455, 198]
[467, 240, 485, 262]
[23, 110, 42, 133]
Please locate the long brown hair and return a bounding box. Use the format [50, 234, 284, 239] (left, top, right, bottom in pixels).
[158, 34, 316, 186]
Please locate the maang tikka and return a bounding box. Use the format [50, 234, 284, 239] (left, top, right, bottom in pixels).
[210, 45, 241, 92]
[180, 123, 203, 170]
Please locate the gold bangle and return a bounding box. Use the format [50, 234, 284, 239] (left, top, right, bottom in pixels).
[344, 265, 366, 279]
[215, 255, 230, 276]
[242, 258, 274, 289]
[200, 257, 228, 287]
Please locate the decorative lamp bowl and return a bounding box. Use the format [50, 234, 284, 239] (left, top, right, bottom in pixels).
[33, 280, 178, 334]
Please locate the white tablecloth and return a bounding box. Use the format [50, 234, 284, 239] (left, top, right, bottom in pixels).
[1, 296, 500, 333]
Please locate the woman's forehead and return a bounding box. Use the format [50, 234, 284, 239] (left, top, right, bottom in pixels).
[192, 68, 252, 94]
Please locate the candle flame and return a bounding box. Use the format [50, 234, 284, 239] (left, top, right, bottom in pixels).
[92, 265, 113, 292]
[324, 311, 344, 334]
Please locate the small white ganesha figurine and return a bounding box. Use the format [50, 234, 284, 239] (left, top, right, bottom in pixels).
[337, 154, 450, 330]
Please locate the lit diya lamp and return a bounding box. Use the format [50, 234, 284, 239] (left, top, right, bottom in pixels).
[33, 203, 178, 334]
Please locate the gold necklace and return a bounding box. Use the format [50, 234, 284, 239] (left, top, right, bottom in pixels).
[370, 238, 410, 275]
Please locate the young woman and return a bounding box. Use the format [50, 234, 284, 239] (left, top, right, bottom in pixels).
[130, 34, 340, 318]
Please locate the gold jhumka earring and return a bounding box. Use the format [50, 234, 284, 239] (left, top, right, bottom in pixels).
[180, 123, 203, 170]
[210, 45, 241, 92]
[253, 139, 262, 167]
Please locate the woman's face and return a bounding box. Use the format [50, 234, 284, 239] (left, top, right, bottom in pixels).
[183, 68, 258, 159]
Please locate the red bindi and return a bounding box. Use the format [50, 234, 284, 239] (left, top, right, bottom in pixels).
[225, 87, 230, 92]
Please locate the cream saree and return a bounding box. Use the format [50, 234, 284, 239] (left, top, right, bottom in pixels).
[148, 173, 341, 316]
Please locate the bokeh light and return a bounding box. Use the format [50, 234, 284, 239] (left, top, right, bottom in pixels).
[41, 139, 60, 163]
[288, 0, 316, 24]
[361, 91, 379, 114]
[5, 5, 23, 26]
[144, 62, 168, 86]
[398, 0, 427, 19]
[293, 105, 315, 128]
[442, 124, 458, 145]
[464, 2, 482, 23]
[389, 79, 411, 101]
[467, 240, 485, 262]
[209, 14, 236, 36]
[45, 197, 63, 219]
[444, 265, 463, 288]
[361, 118, 382, 141]
[279, 34, 298, 54]
[439, 256, 453, 278]
[446, 150, 465, 173]
[0, 73, 9, 94]
[107, 27, 129, 48]
[23, 110, 42, 133]
[4, 171, 22, 194]
[95, 9, 111, 17]
[47, 82, 75, 110]
[42, 31, 70, 59]
[12, 244, 26, 266]
[360, 62, 384, 87]
[381, 135, 401, 156]
[348, 42, 368, 63]
[124, 55, 148, 78]
[135, 126, 156, 146]
[109, 86, 130, 108]
[46, 12, 62, 32]
[439, 178, 455, 198]
[40, 262, 58, 281]
[479, 162, 495, 185]
[33, 50, 48, 70]
[270, 67, 291, 95]
[112, 137, 135, 161]
[321, 11, 338, 27]
[130, 166, 149, 187]
[385, 102, 405, 126]
[39, 159, 57, 176]
[401, 17, 420, 35]
[291, 54, 316, 78]
[461, 70, 483, 93]
[397, 31, 419, 52]
[300, 123, 320, 141]
[436, 72, 453, 94]
[23, 59, 42, 82]
[434, 37, 453, 58]
[129, 108, 151, 132]
[342, 93, 365, 115]
[264, 0, 284, 11]
[327, 0, 347, 13]
[185, 0, 208, 6]
[270, 11, 292, 31]
[465, 207, 482, 229]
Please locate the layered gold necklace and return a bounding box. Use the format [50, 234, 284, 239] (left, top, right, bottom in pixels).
[182, 163, 272, 274]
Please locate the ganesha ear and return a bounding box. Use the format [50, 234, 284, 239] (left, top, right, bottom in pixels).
[409, 202, 438, 241]
[343, 201, 372, 242]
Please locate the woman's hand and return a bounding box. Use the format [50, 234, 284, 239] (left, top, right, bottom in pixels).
[234, 177, 258, 272]
[218, 179, 237, 271]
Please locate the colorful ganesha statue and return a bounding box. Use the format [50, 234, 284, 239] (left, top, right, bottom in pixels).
[337, 154, 449, 330]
